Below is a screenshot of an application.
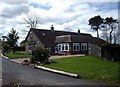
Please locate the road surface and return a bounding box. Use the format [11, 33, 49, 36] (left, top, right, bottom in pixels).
[2, 56, 107, 86]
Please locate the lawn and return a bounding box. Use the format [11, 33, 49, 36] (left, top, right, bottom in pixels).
[4, 52, 31, 59]
[43, 56, 119, 84]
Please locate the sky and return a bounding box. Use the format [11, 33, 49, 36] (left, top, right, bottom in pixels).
[0, 0, 119, 45]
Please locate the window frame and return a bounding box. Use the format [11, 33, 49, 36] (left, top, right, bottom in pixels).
[81, 43, 87, 51]
[57, 43, 69, 51]
[73, 43, 80, 51]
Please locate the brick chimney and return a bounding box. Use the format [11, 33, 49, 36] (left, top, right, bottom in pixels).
[51, 25, 54, 31]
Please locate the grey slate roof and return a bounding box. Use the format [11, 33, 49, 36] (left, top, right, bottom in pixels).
[25, 28, 106, 48]
[25, 28, 92, 47]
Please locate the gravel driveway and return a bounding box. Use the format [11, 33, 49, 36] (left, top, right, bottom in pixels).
[11, 54, 85, 64]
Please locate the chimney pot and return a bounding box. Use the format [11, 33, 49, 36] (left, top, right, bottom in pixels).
[78, 29, 80, 33]
[51, 25, 54, 31]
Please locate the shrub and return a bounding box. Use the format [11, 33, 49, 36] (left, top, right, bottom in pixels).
[30, 46, 49, 64]
[2, 45, 10, 53]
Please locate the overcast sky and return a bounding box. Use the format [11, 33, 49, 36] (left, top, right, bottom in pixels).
[0, 0, 119, 44]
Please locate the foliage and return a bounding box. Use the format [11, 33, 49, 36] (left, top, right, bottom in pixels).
[44, 56, 119, 84]
[20, 40, 25, 47]
[4, 52, 31, 59]
[88, 15, 103, 38]
[102, 43, 120, 61]
[101, 17, 119, 44]
[7, 28, 19, 53]
[103, 17, 119, 44]
[31, 46, 49, 64]
[2, 45, 10, 53]
[2, 36, 10, 53]
[88, 15, 119, 44]
[15, 47, 25, 51]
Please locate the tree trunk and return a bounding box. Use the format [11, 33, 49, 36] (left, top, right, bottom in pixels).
[113, 34, 116, 44]
[97, 29, 99, 38]
[109, 26, 114, 43]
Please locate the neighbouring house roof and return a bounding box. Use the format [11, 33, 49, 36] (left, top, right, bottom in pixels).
[25, 28, 92, 47]
[55, 35, 106, 45]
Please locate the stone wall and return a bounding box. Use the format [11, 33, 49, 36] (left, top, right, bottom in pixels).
[25, 30, 44, 54]
[89, 43, 101, 57]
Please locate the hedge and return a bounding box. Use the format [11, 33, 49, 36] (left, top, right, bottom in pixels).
[102, 43, 120, 61]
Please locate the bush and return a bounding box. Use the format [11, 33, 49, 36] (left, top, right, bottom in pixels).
[2, 45, 10, 53]
[30, 46, 50, 64]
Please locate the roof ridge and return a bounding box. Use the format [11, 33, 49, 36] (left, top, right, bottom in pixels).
[31, 28, 91, 35]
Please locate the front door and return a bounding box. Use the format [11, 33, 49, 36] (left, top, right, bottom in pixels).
[55, 47, 58, 53]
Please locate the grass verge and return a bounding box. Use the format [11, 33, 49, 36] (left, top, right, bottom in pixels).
[43, 56, 119, 84]
[4, 52, 31, 59]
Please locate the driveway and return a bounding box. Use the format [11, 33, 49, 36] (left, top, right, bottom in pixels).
[11, 54, 85, 64]
[2, 56, 107, 86]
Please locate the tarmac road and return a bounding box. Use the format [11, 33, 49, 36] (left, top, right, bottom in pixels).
[2, 56, 107, 86]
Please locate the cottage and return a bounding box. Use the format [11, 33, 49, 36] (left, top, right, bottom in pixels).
[25, 25, 106, 57]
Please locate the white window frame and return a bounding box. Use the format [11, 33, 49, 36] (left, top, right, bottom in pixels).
[81, 43, 87, 51]
[73, 43, 80, 51]
[58, 44, 62, 51]
[57, 43, 69, 51]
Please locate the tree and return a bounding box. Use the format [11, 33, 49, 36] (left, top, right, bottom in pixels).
[7, 28, 19, 53]
[88, 15, 103, 38]
[24, 13, 40, 28]
[20, 40, 25, 47]
[112, 23, 120, 44]
[103, 17, 119, 43]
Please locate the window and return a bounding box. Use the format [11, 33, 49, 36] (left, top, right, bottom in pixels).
[58, 44, 61, 51]
[81, 43, 87, 51]
[62, 45, 64, 50]
[73, 43, 80, 51]
[58, 43, 69, 51]
[65, 44, 68, 50]
[47, 47, 51, 53]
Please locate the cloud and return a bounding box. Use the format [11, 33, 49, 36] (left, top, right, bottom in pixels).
[0, 0, 119, 44]
[0, 3, 29, 18]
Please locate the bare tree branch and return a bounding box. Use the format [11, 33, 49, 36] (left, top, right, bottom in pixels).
[24, 13, 40, 28]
